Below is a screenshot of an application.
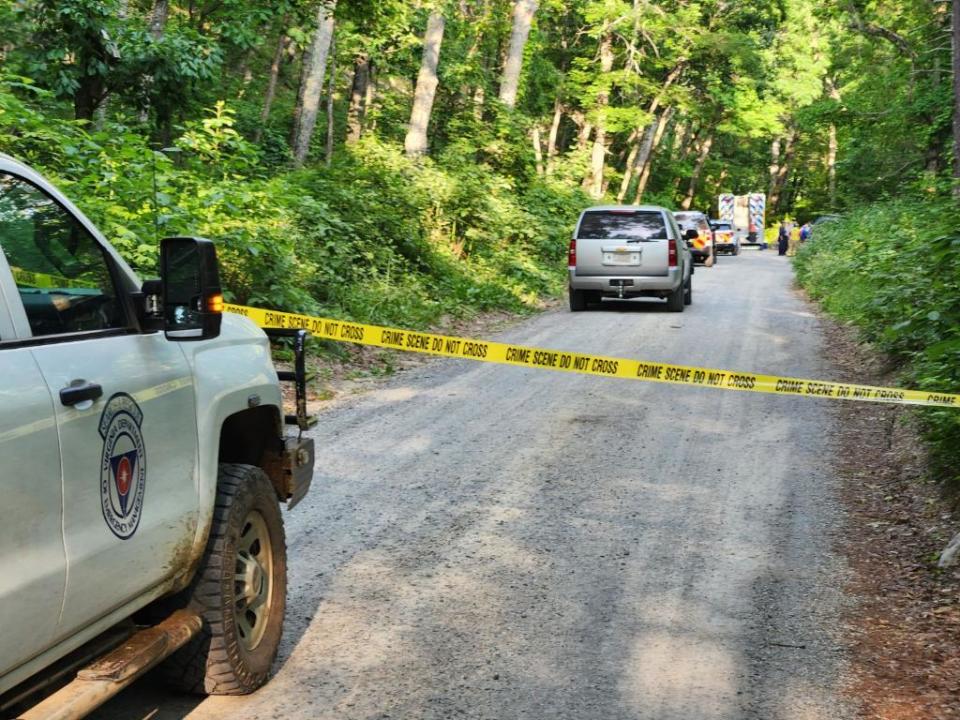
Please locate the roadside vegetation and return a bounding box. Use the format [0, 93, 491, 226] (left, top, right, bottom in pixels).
[2, 0, 960, 478]
[796, 205, 960, 491]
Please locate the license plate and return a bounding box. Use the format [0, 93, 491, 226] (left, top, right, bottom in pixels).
[604, 250, 640, 265]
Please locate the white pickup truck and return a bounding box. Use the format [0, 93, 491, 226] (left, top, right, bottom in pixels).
[0, 154, 315, 717]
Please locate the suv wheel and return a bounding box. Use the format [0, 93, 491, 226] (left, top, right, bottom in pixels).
[569, 288, 587, 312]
[666, 283, 685, 312]
[683, 275, 693, 306]
[163, 464, 287, 695]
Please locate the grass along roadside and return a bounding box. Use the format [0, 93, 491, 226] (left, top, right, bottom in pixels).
[794, 200, 960, 493]
[819, 316, 960, 719]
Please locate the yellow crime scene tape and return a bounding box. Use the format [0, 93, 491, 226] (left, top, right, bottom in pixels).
[11, 266, 91, 290]
[9, 261, 956, 408]
[224, 303, 960, 409]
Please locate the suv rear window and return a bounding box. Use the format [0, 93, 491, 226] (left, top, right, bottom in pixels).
[577, 211, 667, 240]
[674, 213, 706, 228]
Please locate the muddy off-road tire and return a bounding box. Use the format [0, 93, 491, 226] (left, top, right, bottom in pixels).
[164, 464, 286, 695]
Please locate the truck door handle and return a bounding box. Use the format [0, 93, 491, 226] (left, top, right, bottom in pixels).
[60, 380, 103, 407]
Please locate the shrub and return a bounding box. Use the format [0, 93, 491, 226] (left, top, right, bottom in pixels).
[795, 200, 960, 489]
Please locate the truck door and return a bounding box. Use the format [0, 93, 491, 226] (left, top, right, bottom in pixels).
[0, 171, 200, 641]
[0, 251, 66, 681]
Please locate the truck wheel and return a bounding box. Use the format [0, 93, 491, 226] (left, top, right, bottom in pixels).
[683, 276, 693, 306]
[164, 464, 286, 695]
[666, 283, 685, 312]
[569, 288, 587, 312]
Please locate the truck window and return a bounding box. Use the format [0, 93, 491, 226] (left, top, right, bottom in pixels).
[577, 211, 667, 240]
[0, 173, 127, 338]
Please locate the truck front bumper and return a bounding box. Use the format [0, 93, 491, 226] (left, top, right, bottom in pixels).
[281, 435, 314, 509]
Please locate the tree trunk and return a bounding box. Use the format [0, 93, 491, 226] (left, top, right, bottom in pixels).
[617, 122, 654, 202]
[93, 0, 129, 129]
[713, 167, 729, 198]
[74, 77, 106, 121]
[346, 54, 370, 144]
[952, 0, 960, 196]
[149, 0, 168, 39]
[616, 61, 685, 201]
[365, 63, 377, 121]
[672, 124, 698, 192]
[828, 124, 837, 206]
[325, 32, 336, 166]
[768, 137, 781, 197]
[634, 107, 674, 203]
[532, 126, 544, 175]
[617, 129, 646, 202]
[571, 110, 592, 150]
[769, 129, 797, 211]
[545, 97, 562, 174]
[498, 0, 538, 109]
[786, 170, 803, 210]
[254, 29, 288, 143]
[681, 132, 713, 210]
[472, 85, 486, 120]
[135, 0, 167, 124]
[585, 32, 615, 198]
[826, 78, 841, 207]
[405, 12, 445, 157]
[292, 2, 337, 167]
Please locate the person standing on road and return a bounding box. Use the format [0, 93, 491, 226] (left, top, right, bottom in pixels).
[778, 221, 789, 256]
[800, 222, 811, 243]
[787, 222, 800, 256]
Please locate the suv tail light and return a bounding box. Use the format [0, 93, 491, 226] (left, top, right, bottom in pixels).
[568, 237, 577, 268]
[668, 237, 678, 267]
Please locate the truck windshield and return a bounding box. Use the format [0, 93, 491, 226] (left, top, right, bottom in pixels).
[577, 211, 667, 240]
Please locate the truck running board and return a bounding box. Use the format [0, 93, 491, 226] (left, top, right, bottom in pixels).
[17, 610, 201, 720]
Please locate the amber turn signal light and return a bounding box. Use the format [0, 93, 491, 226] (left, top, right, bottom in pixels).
[206, 293, 224, 313]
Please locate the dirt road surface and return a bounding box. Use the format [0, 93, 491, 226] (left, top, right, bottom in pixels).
[93, 249, 855, 719]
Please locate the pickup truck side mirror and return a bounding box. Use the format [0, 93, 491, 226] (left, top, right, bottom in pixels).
[159, 236, 223, 341]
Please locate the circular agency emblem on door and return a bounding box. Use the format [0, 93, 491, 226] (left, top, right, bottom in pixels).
[98, 393, 147, 539]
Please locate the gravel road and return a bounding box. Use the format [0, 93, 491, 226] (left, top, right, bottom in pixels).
[93, 249, 855, 720]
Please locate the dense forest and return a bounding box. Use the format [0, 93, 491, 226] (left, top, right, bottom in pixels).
[1, 0, 959, 481]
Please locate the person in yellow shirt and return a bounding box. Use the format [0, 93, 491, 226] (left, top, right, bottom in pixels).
[787, 222, 800, 256]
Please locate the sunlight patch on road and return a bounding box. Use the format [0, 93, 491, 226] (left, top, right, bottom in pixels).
[621, 632, 737, 718]
[368, 386, 420, 404]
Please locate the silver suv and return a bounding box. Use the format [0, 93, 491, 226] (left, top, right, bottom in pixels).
[568, 205, 693, 312]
